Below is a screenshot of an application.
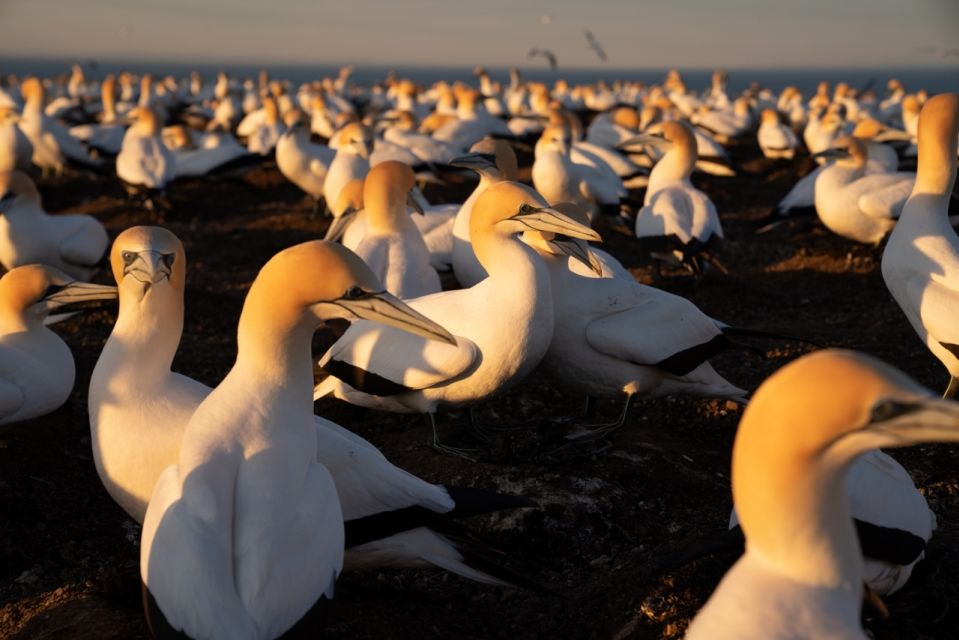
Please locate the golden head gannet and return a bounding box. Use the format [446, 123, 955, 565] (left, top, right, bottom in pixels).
[690, 96, 753, 143]
[532, 124, 626, 219]
[584, 106, 639, 148]
[0, 171, 109, 279]
[687, 350, 959, 639]
[851, 118, 908, 171]
[522, 201, 745, 432]
[276, 108, 335, 207]
[757, 108, 799, 160]
[18, 76, 101, 174]
[245, 95, 285, 156]
[347, 161, 440, 298]
[116, 106, 176, 192]
[324, 122, 373, 217]
[624, 120, 724, 273]
[381, 111, 460, 165]
[432, 88, 512, 150]
[0, 105, 32, 172]
[172, 123, 258, 180]
[315, 182, 600, 452]
[882, 93, 959, 397]
[69, 75, 125, 155]
[449, 138, 518, 288]
[812, 135, 914, 244]
[141, 241, 457, 639]
[92, 228, 534, 587]
[0, 264, 116, 426]
[623, 104, 736, 177]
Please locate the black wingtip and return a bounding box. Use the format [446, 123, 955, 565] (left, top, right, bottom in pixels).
[454, 545, 557, 594]
[444, 485, 537, 518]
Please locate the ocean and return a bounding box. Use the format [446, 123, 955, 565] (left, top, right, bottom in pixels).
[2, 57, 957, 97]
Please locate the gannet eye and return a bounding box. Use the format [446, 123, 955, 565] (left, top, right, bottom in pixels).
[43, 283, 65, 299]
[161, 253, 176, 269]
[869, 400, 915, 423]
[518, 203, 535, 215]
[343, 286, 365, 299]
[121, 251, 137, 266]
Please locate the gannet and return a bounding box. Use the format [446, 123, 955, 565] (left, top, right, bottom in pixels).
[18, 77, 101, 174]
[729, 447, 935, 596]
[523, 202, 746, 431]
[315, 182, 600, 451]
[0, 264, 116, 427]
[532, 125, 626, 219]
[69, 75, 125, 156]
[625, 121, 724, 273]
[116, 106, 176, 193]
[326, 178, 366, 245]
[687, 349, 959, 639]
[0, 171, 109, 279]
[382, 111, 459, 165]
[93, 227, 535, 587]
[0, 105, 32, 172]
[348, 161, 440, 299]
[140, 241, 459, 639]
[691, 97, 754, 143]
[432, 88, 512, 150]
[168, 125, 259, 179]
[276, 109, 335, 207]
[757, 109, 799, 160]
[813, 135, 914, 244]
[245, 95, 285, 156]
[450, 139, 518, 288]
[324, 122, 373, 215]
[882, 93, 959, 397]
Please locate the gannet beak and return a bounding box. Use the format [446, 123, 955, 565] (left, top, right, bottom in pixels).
[31, 281, 118, 314]
[615, 133, 669, 152]
[548, 237, 604, 275]
[122, 250, 175, 292]
[359, 139, 373, 159]
[324, 209, 358, 242]
[873, 128, 913, 143]
[812, 147, 851, 160]
[509, 205, 603, 242]
[866, 397, 959, 445]
[448, 152, 497, 170]
[406, 191, 425, 215]
[333, 290, 456, 345]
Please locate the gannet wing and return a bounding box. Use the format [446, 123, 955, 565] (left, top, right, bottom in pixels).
[314, 416, 453, 521]
[319, 318, 477, 395]
[0, 374, 25, 424]
[858, 175, 914, 219]
[638, 187, 695, 244]
[907, 276, 959, 349]
[584, 293, 724, 373]
[58, 216, 109, 267]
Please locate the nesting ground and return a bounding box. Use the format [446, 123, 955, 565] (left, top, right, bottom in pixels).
[2, 141, 958, 640]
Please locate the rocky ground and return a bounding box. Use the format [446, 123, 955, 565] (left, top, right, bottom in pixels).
[2, 140, 959, 639]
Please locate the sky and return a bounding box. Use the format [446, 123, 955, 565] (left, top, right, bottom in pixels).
[0, 0, 957, 70]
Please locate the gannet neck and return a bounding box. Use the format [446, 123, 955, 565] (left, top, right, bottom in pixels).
[364, 161, 415, 235]
[105, 286, 183, 380]
[471, 223, 541, 284]
[914, 93, 959, 197]
[101, 76, 117, 123]
[235, 289, 317, 393]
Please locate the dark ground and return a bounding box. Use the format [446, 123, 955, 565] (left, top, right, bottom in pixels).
[2, 140, 959, 640]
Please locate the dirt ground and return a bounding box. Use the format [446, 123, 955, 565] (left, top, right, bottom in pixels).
[2, 138, 959, 640]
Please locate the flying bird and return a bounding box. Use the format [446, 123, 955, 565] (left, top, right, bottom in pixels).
[528, 48, 558, 71]
[584, 30, 607, 62]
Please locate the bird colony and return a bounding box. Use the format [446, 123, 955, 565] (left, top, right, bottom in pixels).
[2, 64, 959, 639]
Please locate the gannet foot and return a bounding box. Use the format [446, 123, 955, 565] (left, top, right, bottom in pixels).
[425, 413, 482, 461]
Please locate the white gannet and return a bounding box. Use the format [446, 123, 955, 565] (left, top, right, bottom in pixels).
[381, 111, 459, 165]
[315, 182, 600, 451]
[116, 106, 176, 193]
[757, 108, 799, 160]
[1, 264, 116, 427]
[626, 120, 724, 273]
[729, 447, 935, 596]
[450, 138, 518, 288]
[687, 349, 959, 640]
[348, 161, 440, 299]
[69, 75, 125, 156]
[523, 202, 746, 431]
[18, 77, 101, 174]
[324, 122, 373, 215]
[92, 227, 535, 587]
[276, 109, 335, 208]
[882, 93, 959, 396]
[140, 241, 457, 639]
[245, 95, 285, 156]
[532, 124, 625, 219]
[0, 104, 33, 173]
[0, 170, 109, 279]
[691, 97, 754, 143]
[168, 125, 260, 180]
[432, 88, 512, 151]
[813, 135, 914, 244]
